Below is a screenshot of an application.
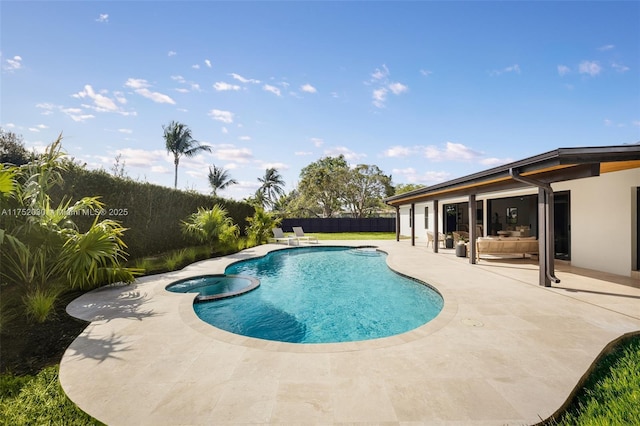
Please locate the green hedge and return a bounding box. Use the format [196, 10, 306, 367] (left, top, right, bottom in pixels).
[49, 167, 254, 259]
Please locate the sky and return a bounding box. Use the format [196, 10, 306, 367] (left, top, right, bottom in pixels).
[2, 1, 639, 200]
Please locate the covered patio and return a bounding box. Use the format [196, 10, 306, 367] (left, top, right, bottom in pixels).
[385, 145, 640, 286]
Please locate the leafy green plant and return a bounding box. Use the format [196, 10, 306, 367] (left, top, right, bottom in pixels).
[22, 288, 60, 323]
[245, 208, 281, 245]
[181, 204, 239, 253]
[0, 136, 141, 321]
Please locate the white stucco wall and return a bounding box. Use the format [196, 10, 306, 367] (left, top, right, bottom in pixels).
[555, 167, 639, 276]
[395, 167, 639, 277]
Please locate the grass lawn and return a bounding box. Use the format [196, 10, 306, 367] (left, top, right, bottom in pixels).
[306, 231, 400, 240]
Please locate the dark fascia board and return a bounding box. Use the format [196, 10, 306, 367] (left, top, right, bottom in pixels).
[384, 144, 640, 204]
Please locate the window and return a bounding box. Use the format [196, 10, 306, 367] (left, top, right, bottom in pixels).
[425, 207, 429, 229]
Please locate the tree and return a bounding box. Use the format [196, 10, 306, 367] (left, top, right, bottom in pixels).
[208, 164, 238, 196]
[257, 168, 285, 208]
[297, 155, 350, 217]
[181, 204, 239, 254]
[0, 128, 34, 166]
[394, 183, 424, 195]
[341, 164, 393, 218]
[163, 121, 211, 189]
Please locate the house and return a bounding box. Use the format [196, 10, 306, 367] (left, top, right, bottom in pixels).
[384, 144, 640, 285]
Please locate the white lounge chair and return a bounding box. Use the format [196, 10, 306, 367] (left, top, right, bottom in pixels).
[292, 227, 318, 244]
[270, 228, 296, 245]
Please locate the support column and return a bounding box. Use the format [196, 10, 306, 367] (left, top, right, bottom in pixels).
[411, 203, 415, 246]
[395, 206, 400, 242]
[468, 194, 477, 264]
[433, 200, 439, 253]
[538, 188, 549, 286]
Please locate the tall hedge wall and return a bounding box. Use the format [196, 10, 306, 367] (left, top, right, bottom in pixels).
[49, 167, 254, 259]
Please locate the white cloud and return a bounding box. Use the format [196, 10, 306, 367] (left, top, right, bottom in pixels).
[372, 88, 388, 108]
[213, 82, 241, 91]
[73, 84, 120, 112]
[420, 69, 433, 77]
[632, 120, 640, 127]
[125, 78, 175, 104]
[238, 136, 251, 141]
[480, 157, 513, 167]
[597, 44, 615, 51]
[213, 144, 253, 163]
[4, 123, 15, 128]
[388, 82, 408, 95]
[221, 127, 229, 134]
[208, 109, 234, 123]
[36, 124, 48, 129]
[310, 137, 324, 147]
[557, 65, 571, 76]
[151, 165, 171, 173]
[392, 167, 450, 185]
[4, 55, 23, 72]
[259, 161, 289, 171]
[168, 51, 177, 57]
[28, 127, 40, 132]
[383, 145, 413, 158]
[192, 64, 200, 69]
[171, 75, 186, 83]
[118, 128, 133, 134]
[367, 65, 408, 108]
[295, 151, 313, 156]
[424, 142, 482, 162]
[578, 60, 601, 76]
[205, 59, 212, 68]
[230, 73, 260, 84]
[371, 64, 389, 81]
[300, 83, 317, 93]
[490, 64, 521, 76]
[324, 146, 366, 162]
[96, 14, 109, 23]
[612, 62, 629, 73]
[263, 84, 281, 96]
[115, 148, 168, 167]
[61, 107, 95, 122]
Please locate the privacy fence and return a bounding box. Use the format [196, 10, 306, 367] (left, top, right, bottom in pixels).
[280, 217, 395, 233]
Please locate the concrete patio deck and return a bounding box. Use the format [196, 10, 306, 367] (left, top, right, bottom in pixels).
[59, 240, 640, 425]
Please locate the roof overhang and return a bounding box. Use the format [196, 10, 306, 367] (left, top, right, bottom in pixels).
[385, 145, 640, 206]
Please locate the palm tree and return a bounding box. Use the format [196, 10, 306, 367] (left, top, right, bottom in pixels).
[163, 121, 211, 189]
[208, 164, 238, 196]
[257, 167, 285, 208]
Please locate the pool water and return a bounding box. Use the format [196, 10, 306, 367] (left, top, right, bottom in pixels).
[166, 275, 259, 301]
[193, 246, 443, 343]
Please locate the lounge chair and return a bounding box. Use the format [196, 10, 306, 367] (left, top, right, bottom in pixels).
[426, 231, 445, 248]
[270, 228, 296, 245]
[292, 226, 318, 244]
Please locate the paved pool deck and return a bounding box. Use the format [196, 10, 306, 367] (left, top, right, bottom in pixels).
[59, 240, 640, 425]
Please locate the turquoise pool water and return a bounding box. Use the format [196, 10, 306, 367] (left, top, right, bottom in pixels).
[194, 246, 443, 343]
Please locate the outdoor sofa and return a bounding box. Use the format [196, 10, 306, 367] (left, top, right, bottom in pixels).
[475, 236, 538, 261]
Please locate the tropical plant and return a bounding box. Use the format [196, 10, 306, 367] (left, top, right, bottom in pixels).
[181, 204, 239, 253]
[257, 167, 285, 208]
[208, 164, 238, 196]
[163, 121, 211, 189]
[0, 136, 140, 322]
[245, 208, 281, 245]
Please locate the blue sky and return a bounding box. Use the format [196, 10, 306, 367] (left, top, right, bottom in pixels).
[2, 1, 639, 200]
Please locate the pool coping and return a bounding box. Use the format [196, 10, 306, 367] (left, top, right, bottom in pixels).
[59, 240, 640, 425]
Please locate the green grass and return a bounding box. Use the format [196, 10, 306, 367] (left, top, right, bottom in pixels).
[0, 366, 103, 426]
[306, 232, 400, 240]
[550, 334, 640, 425]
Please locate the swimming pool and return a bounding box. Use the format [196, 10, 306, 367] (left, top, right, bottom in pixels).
[193, 246, 443, 344]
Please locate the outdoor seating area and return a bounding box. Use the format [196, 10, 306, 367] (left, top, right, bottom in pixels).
[476, 236, 539, 261]
[270, 227, 318, 245]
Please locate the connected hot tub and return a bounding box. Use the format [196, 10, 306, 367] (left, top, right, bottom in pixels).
[166, 274, 260, 302]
